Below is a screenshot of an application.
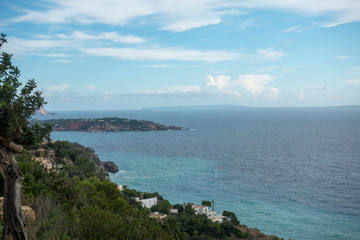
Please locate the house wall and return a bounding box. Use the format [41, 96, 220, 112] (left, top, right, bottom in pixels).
[139, 197, 157, 208]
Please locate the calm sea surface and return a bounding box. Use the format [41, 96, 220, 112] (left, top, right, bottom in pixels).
[45, 107, 360, 240]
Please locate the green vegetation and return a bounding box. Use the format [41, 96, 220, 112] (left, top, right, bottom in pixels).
[32, 117, 182, 132]
[165, 212, 248, 240]
[1, 147, 174, 239]
[1, 33, 52, 239]
[223, 211, 240, 225]
[202, 200, 212, 208]
[0, 140, 261, 239]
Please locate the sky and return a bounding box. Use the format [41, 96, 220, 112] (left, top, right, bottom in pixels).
[1, 0, 360, 110]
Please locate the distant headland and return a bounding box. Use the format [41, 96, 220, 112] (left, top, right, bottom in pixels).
[31, 117, 183, 132]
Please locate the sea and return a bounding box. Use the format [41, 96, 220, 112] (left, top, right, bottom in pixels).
[38, 106, 360, 240]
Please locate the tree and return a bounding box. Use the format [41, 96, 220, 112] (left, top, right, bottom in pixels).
[0, 33, 51, 240]
[201, 200, 211, 208]
[222, 211, 240, 225]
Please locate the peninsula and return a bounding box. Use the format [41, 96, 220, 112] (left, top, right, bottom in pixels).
[31, 117, 182, 132]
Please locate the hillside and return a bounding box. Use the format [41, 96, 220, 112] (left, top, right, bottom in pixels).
[0, 141, 283, 240]
[31, 117, 182, 132]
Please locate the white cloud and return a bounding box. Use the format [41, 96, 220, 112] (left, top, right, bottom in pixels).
[206, 75, 231, 89]
[10, 0, 360, 32]
[351, 67, 360, 73]
[81, 47, 239, 62]
[60, 31, 146, 44]
[334, 55, 349, 60]
[160, 18, 221, 32]
[205, 74, 278, 99]
[144, 64, 170, 68]
[35, 53, 69, 58]
[3, 35, 239, 62]
[234, 74, 274, 97]
[258, 48, 286, 61]
[282, 25, 308, 32]
[267, 87, 279, 99]
[42, 84, 70, 92]
[2, 37, 73, 56]
[232, 91, 241, 97]
[142, 85, 201, 95]
[1, 31, 145, 57]
[163, 85, 201, 94]
[346, 79, 360, 85]
[294, 89, 305, 99]
[54, 59, 71, 63]
[85, 85, 96, 91]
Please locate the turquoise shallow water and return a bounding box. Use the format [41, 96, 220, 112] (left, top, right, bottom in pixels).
[48, 107, 360, 240]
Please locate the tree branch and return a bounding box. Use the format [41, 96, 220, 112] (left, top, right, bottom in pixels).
[0, 136, 22, 153]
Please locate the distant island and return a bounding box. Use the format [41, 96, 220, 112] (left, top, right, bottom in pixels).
[31, 117, 183, 132]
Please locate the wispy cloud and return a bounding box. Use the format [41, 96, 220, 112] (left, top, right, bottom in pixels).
[3, 34, 240, 63]
[41, 84, 71, 92]
[2, 31, 145, 57]
[57, 31, 146, 44]
[81, 47, 240, 62]
[54, 59, 71, 63]
[257, 48, 286, 61]
[9, 0, 360, 32]
[282, 25, 308, 33]
[141, 85, 201, 95]
[351, 67, 360, 73]
[2, 36, 73, 56]
[346, 79, 360, 85]
[85, 85, 96, 91]
[333, 55, 349, 60]
[160, 18, 222, 32]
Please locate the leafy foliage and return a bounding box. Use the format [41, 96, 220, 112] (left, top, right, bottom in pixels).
[0, 140, 254, 239]
[201, 200, 212, 208]
[0, 34, 50, 145]
[4, 149, 175, 239]
[223, 210, 240, 225]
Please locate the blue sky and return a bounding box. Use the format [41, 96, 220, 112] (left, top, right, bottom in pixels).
[1, 0, 359, 110]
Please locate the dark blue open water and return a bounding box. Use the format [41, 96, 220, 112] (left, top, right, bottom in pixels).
[45, 107, 360, 240]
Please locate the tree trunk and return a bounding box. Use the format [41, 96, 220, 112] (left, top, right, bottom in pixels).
[0, 145, 27, 240]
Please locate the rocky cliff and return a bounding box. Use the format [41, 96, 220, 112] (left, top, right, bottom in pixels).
[30, 141, 117, 177]
[102, 161, 119, 173]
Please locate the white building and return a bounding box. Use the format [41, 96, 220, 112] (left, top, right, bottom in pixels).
[135, 197, 157, 209]
[192, 205, 209, 215]
[170, 208, 179, 214]
[193, 204, 226, 223]
[209, 215, 226, 223]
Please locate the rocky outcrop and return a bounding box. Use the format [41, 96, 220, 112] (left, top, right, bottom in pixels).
[238, 226, 281, 240]
[102, 161, 119, 173]
[30, 141, 109, 177]
[35, 107, 55, 116]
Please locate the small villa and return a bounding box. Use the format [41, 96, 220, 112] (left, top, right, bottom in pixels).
[170, 208, 178, 214]
[192, 204, 226, 223]
[135, 197, 157, 209]
[192, 205, 209, 215]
